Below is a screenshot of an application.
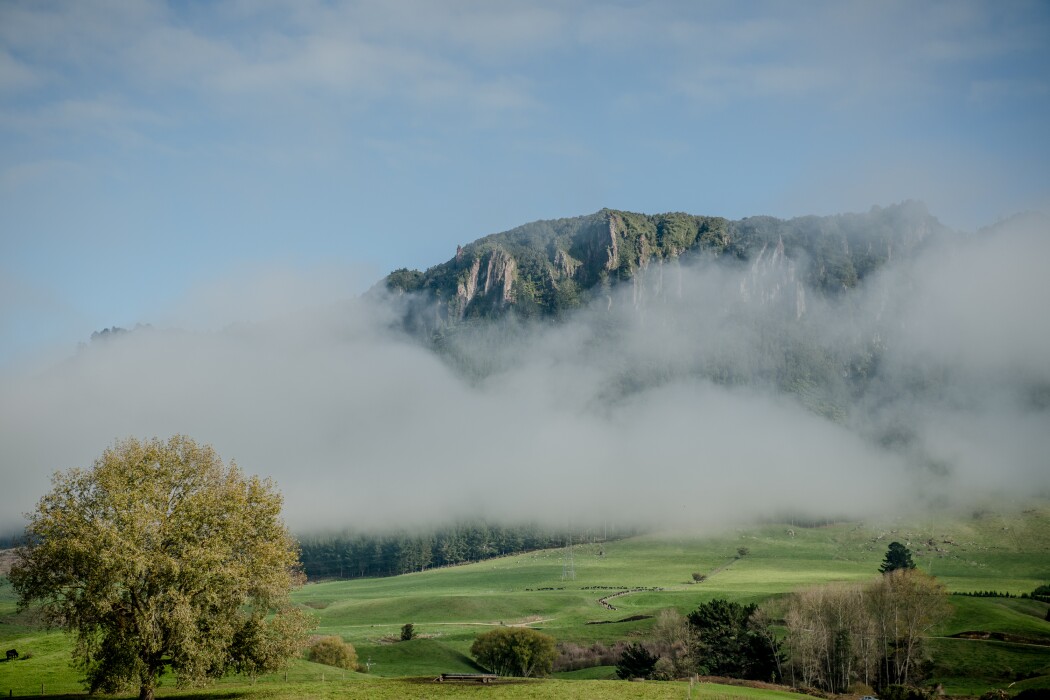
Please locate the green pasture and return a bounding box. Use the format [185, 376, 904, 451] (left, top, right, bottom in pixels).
[2, 503, 1049, 697]
[0, 673, 818, 700]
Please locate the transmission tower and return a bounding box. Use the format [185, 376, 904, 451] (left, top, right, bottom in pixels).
[562, 531, 575, 580]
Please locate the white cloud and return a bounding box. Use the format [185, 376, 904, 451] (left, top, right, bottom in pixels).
[157, 262, 370, 332]
[4, 216, 1047, 534]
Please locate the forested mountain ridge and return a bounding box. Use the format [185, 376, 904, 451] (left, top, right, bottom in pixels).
[383, 201, 948, 332]
[378, 202, 961, 424]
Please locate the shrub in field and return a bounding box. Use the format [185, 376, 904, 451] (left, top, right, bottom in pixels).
[977, 690, 1009, 700]
[616, 643, 659, 680]
[471, 627, 556, 677]
[308, 636, 358, 670]
[400, 623, 415, 641]
[691, 572, 706, 583]
[554, 641, 625, 672]
[880, 685, 936, 700]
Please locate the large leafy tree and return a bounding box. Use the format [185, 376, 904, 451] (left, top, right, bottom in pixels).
[10, 436, 312, 700]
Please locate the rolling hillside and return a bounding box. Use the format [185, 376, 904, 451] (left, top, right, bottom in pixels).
[2, 504, 1047, 697]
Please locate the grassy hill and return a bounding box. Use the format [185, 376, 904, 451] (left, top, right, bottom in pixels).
[1, 503, 1048, 698]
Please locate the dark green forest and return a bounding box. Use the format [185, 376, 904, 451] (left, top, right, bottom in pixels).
[298, 521, 632, 580]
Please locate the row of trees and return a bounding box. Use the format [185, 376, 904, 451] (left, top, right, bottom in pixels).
[298, 523, 631, 580]
[609, 567, 950, 692]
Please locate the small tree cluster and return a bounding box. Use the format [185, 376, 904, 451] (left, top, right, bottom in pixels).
[471, 627, 556, 677]
[1029, 584, 1050, 604]
[307, 636, 358, 670]
[785, 569, 950, 693]
[400, 623, 415, 641]
[687, 599, 781, 681]
[691, 572, 707, 583]
[649, 608, 696, 680]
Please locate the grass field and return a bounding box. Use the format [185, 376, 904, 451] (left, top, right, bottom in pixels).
[1, 502, 1048, 698]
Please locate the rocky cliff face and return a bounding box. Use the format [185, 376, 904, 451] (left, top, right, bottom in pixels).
[451, 249, 518, 320]
[739, 236, 806, 319]
[384, 201, 945, 335]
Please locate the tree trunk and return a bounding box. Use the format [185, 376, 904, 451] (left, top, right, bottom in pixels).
[138, 670, 158, 700]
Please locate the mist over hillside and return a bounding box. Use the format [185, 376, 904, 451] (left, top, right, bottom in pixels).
[1, 204, 1048, 534]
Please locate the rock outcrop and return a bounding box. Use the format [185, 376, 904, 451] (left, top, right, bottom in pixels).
[383, 201, 945, 332]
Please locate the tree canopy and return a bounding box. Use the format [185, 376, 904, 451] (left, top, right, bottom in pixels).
[10, 435, 311, 700]
[879, 541, 916, 574]
[687, 598, 781, 681]
[616, 642, 659, 680]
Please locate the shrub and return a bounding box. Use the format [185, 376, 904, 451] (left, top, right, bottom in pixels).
[978, 691, 1009, 700]
[881, 685, 935, 700]
[691, 572, 706, 583]
[554, 641, 624, 672]
[471, 627, 556, 677]
[737, 547, 750, 557]
[616, 642, 659, 680]
[400, 623, 415, 641]
[307, 636, 358, 670]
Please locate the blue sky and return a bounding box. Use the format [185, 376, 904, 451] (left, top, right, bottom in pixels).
[2, 0, 1049, 368]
